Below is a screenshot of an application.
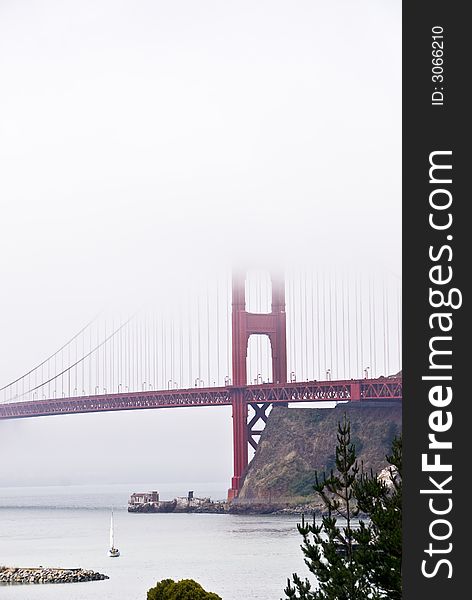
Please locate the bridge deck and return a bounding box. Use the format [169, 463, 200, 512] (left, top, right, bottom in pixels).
[0, 378, 402, 420]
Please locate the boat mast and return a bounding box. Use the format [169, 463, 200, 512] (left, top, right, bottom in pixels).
[109, 510, 115, 549]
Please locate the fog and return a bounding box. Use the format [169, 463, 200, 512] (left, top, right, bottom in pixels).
[0, 0, 401, 488]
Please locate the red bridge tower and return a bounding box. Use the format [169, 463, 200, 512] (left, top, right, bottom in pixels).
[228, 271, 287, 501]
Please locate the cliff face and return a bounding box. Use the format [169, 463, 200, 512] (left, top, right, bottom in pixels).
[237, 403, 401, 505]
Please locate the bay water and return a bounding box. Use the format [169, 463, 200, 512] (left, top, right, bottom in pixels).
[0, 483, 310, 600]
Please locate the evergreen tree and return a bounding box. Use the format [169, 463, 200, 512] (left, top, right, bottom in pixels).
[284, 416, 402, 600]
[353, 436, 402, 599]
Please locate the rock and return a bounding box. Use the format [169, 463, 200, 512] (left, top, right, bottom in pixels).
[236, 404, 402, 509]
[0, 566, 109, 585]
[378, 465, 399, 488]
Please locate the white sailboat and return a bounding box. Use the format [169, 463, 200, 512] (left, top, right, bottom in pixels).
[108, 510, 120, 557]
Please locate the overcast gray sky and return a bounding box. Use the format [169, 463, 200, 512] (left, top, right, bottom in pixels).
[0, 0, 401, 488]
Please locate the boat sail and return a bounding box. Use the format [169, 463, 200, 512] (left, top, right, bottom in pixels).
[108, 510, 120, 557]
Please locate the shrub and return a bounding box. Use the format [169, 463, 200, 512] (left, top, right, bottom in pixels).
[147, 578, 222, 600]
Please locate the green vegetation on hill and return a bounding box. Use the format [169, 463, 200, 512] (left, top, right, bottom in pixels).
[285, 418, 402, 599]
[238, 403, 401, 505]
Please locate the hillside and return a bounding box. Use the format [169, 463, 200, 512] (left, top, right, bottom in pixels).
[235, 402, 401, 509]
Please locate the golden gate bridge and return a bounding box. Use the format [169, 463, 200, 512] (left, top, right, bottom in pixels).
[0, 269, 402, 499]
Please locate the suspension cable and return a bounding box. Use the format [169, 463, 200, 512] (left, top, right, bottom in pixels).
[0, 312, 102, 392]
[3, 314, 137, 403]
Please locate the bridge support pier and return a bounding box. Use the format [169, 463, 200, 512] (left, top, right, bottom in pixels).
[228, 390, 248, 501]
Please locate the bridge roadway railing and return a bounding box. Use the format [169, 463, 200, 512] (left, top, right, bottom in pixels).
[0, 378, 402, 420]
[0, 387, 232, 419]
[245, 377, 403, 404]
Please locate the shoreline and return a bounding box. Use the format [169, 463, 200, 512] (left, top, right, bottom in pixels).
[127, 499, 325, 516]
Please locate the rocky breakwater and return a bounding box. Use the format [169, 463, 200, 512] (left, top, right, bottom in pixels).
[0, 566, 109, 585]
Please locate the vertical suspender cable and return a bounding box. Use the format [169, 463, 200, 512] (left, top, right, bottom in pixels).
[258, 274, 262, 381]
[385, 280, 390, 375]
[216, 277, 220, 386]
[346, 275, 351, 378]
[359, 275, 364, 379]
[137, 318, 141, 391]
[294, 272, 297, 377]
[127, 319, 131, 391]
[111, 318, 114, 392]
[304, 270, 308, 380]
[89, 323, 92, 395]
[207, 283, 210, 386]
[311, 270, 315, 380]
[334, 274, 339, 380]
[104, 319, 107, 393]
[96, 321, 99, 393]
[322, 272, 327, 377]
[342, 275, 346, 378]
[382, 279, 387, 376]
[197, 290, 201, 382]
[130, 320, 133, 391]
[299, 271, 303, 380]
[374, 277, 378, 377]
[75, 332, 78, 395]
[145, 313, 148, 389]
[119, 315, 122, 391]
[141, 314, 144, 389]
[260, 275, 263, 379]
[140, 315, 143, 389]
[179, 302, 183, 388]
[287, 274, 291, 375]
[397, 282, 402, 372]
[160, 314, 163, 387]
[188, 293, 192, 388]
[368, 277, 373, 378]
[250, 275, 254, 381]
[149, 311, 152, 388]
[157, 311, 160, 389]
[316, 272, 321, 379]
[155, 311, 159, 389]
[267, 275, 271, 381]
[128, 319, 131, 391]
[48, 343, 51, 398]
[249, 276, 253, 383]
[354, 277, 359, 378]
[289, 272, 293, 378]
[227, 273, 230, 382]
[142, 316, 145, 389]
[328, 272, 333, 378]
[163, 314, 167, 386]
[170, 318, 174, 387]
